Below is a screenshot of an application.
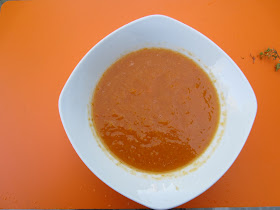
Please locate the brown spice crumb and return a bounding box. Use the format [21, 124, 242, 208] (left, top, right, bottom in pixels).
[250, 54, 255, 64]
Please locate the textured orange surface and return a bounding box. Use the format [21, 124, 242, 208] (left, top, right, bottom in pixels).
[93, 48, 220, 173]
[0, 0, 279, 208]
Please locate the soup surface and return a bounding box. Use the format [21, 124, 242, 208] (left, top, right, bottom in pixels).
[92, 48, 220, 173]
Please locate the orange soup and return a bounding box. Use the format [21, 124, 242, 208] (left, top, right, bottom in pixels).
[92, 48, 220, 173]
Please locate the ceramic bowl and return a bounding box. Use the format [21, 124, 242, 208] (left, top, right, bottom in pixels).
[59, 15, 257, 209]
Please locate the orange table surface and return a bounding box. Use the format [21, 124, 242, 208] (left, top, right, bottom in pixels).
[0, 0, 280, 209]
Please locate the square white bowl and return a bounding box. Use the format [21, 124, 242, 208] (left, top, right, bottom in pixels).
[58, 15, 257, 209]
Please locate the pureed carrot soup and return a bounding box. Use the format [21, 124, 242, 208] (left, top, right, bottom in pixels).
[92, 48, 220, 173]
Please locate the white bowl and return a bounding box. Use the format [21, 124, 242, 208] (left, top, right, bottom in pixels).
[59, 15, 257, 209]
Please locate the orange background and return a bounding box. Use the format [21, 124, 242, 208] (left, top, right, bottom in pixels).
[0, 0, 280, 208]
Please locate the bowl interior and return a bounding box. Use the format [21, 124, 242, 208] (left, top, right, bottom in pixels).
[59, 15, 257, 209]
